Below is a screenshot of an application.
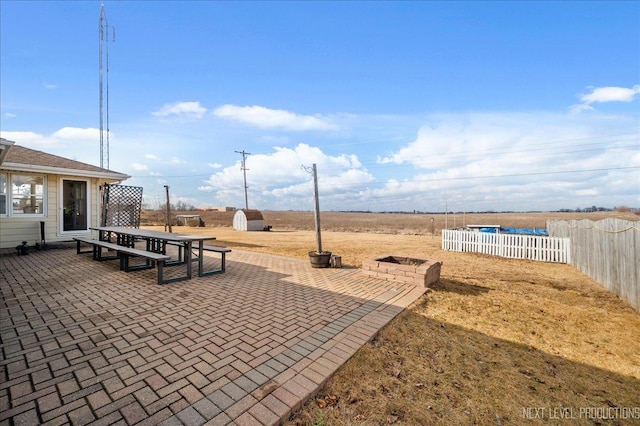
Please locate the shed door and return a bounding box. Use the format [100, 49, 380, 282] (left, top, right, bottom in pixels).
[62, 180, 88, 231]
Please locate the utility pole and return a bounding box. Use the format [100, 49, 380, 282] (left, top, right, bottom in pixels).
[235, 150, 251, 209]
[303, 163, 323, 254]
[311, 164, 322, 254]
[445, 201, 448, 229]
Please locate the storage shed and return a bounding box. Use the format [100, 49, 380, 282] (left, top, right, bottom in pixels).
[233, 209, 264, 231]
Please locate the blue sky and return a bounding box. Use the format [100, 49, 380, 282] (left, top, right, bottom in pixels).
[1, 1, 639, 212]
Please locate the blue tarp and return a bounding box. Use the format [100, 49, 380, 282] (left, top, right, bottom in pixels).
[479, 227, 548, 236]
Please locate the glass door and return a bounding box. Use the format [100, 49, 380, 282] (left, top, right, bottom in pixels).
[62, 180, 88, 231]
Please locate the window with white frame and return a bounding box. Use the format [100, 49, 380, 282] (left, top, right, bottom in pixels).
[0, 173, 6, 215]
[11, 174, 45, 215]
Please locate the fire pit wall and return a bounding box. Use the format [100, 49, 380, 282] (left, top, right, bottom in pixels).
[362, 255, 442, 287]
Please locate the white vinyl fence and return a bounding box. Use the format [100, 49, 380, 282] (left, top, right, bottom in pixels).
[442, 229, 571, 263]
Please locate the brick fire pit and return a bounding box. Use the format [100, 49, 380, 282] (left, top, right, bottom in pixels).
[362, 255, 442, 287]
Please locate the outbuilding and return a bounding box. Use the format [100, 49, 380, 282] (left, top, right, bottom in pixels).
[233, 209, 264, 231]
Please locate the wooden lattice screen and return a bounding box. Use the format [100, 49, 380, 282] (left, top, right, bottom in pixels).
[101, 183, 143, 228]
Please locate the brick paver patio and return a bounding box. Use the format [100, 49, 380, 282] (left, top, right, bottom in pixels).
[1, 245, 426, 425]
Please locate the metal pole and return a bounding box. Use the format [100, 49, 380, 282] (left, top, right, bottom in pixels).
[164, 185, 172, 232]
[312, 164, 322, 253]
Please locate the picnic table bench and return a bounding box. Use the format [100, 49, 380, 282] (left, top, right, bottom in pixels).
[165, 242, 231, 274]
[74, 237, 171, 284]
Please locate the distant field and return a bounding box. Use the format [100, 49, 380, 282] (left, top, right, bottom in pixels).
[142, 209, 638, 234]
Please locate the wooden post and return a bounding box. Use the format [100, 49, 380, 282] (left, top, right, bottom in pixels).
[312, 164, 322, 253]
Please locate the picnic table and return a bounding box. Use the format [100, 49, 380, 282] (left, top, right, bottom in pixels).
[75, 226, 222, 284]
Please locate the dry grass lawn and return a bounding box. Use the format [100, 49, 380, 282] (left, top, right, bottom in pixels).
[142, 211, 640, 425]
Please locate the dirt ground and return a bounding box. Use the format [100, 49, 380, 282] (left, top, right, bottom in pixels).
[141, 211, 640, 425]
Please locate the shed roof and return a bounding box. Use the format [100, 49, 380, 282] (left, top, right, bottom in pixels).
[239, 209, 264, 221]
[0, 140, 129, 181]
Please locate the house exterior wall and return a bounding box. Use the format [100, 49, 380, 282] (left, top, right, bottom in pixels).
[0, 172, 114, 250]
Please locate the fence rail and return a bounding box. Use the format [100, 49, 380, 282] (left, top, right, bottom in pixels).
[547, 218, 639, 311]
[441, 229, 570, 263]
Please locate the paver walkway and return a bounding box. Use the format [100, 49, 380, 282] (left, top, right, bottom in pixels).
[0, 245, 426, 425]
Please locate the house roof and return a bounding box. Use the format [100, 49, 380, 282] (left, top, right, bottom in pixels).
[0, 140, 129, 181]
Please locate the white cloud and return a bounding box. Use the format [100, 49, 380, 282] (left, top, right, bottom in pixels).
[0, 128, 103, 167]
[52, 127, 101, 140]
[132, 163, 148, 171]
[0, 131, 57, 148]
[372, 111, 639, 211]
[152, 101, 207, 118]
[145, 154, 160, 160]
[213, 104, 337, 131]
[4, 112, 16, 118]
[170, 157, 187, 164]
[208, 163, 222, 169]
[570, 84, 640, 114]
[43, 82, 57, 89]
[201, 143, 373, 209]
[378, 113, 584, 170]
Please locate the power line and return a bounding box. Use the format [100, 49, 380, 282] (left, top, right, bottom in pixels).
[142, 165, 639, 199]
[131, 134, 638, 178]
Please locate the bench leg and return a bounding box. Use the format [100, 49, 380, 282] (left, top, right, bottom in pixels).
[121, 255, 155, 272]
[75, 240, 94, 255]
[94, 245, 119, 262]
[198, 251, 228, 276]
[157, 260, 191, 284]
[157, 260, 165, 285]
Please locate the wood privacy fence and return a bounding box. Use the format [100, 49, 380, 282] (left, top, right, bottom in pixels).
[547, 218, 639, 311]
[441, 230, 571, 263]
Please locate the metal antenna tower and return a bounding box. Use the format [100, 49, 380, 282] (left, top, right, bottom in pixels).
[99, 3, 115, 169]
[235, 150, 251, 209]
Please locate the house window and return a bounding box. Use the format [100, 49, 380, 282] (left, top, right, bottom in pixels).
[0, 173, 6, 215]
[11, 174, 45, 215]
